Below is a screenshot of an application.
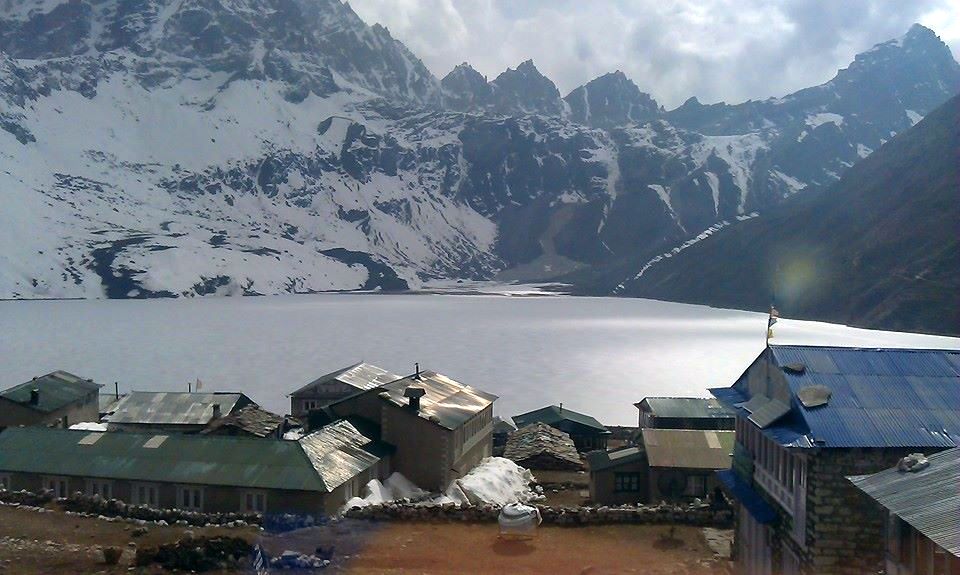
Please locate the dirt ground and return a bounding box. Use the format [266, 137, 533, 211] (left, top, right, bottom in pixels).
[531, 470, 591, 506]
[340, 522, 732, 575]
[0, 505, 257, 574]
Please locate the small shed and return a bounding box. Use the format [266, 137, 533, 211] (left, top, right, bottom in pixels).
[504, 423, 582, 471]
[642, 428, 735, 501]
[0, 371, 102, 430]
[512, 405, 610, 451]
[634, 397, 734, 430]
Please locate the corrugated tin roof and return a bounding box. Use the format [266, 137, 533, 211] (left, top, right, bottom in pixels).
[586, 446, 646, 471]
[377, 371, 497, 430]
[713, 346, 960, 449]
[1, 371, 101, 413]
[290, 363, 401, 397]
[298, 420, 380, 492]
[849, 448, 960, 556]
[0, 427, 327, 491]
[641, 429, 735, 469]
[512, 405, 609, 433]
[635, 397, 734, 419]
[108, 392, 251, 426]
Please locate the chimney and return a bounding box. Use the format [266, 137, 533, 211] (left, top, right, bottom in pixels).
[404, 387, 426, 411]
[414, 363, 421, 380]
[212, 404, 222, 419]
[114, 382, 119, 400]
[559, 402, 563, 413]
[29, 389, 40, 406]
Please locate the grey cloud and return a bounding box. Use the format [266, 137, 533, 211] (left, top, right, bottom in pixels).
[348, 0, 960, 108]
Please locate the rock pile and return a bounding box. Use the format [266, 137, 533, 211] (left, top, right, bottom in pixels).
[135, 535, 251, 572]
[270, 549, 331, 570]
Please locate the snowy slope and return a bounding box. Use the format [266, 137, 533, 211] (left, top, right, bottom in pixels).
[1, 3, 957, 299]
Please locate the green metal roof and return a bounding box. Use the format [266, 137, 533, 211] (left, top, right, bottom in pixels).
[0, 426, 376, 493]
[586, 446, 646, 472]
[512, 405, 608, 433]
[0, 371, 101, 413]
[635, 397, 734, 419]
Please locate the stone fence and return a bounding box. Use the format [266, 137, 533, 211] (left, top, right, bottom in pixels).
[0, 488, 259, 527]
[344, 501, 733, 527]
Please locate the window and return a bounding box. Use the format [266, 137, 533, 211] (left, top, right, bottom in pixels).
[244, 491, 267, 514]
[614, 473, 642, 492]
[0, 474, 10, 490]
[303, 400, 318, 411]
[132, 483, 159, 507]
[44, 476, 69, 498]
[177, 486, 204, 511]
[684, 475, 706, 497]
[86, 479, 113, 499]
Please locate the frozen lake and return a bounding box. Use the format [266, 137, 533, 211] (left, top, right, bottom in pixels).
[2, 294, 958, 425]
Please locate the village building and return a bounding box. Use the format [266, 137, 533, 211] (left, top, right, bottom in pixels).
[492, 417, 516, 456]
[635, 397, 734, 430]
[200, 405, 294, 438]
[849, 448, 960, 575]
[107, 391, 254, 434]
[324, 368, 496, 492]
[503, 422, 582, 471]
[586, 428, 734, 505]
[0, 371, 101, 430]
[0, 421, 381, 516]
[289, 362, 400, 418]
[711, 345, 960, 575]
[512, 405, 610, 452]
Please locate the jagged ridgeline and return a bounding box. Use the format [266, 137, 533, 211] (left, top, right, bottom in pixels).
[0, 1, 957, 300]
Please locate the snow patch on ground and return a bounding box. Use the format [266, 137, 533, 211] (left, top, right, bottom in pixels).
[905, 110, 922, 125]
[856, 144, 873, 158]
[342, 472, 429, 511]
[444, 457, 542, 506]
[805, 113, 844, 129]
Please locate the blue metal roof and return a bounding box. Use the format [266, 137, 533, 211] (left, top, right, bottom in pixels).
[716, 469, 778, 525]
[713, 346, 960, 449]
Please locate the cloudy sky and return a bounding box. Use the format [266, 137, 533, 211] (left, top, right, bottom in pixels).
[348, 0, 960, 109]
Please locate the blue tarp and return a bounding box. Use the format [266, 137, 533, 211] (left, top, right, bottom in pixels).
[716, 469, 778, 525]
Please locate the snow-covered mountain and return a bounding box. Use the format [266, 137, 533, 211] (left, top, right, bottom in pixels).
[0, 1, 957, 299]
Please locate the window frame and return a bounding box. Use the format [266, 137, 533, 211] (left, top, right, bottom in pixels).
[85, 478, 113, 499]
[684, 474, 707, 497]
[243, 491, 267, 514]
[43, 475, 69, 498]
[177, 485, 204, 511]
[132, 482, 160, 507]
[614, 472, 642, 493]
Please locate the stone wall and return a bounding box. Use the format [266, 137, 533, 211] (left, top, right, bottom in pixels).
[344, 501, 733, 527]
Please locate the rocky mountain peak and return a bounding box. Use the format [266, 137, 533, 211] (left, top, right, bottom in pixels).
[564, 70, 660, 128]
[441, 62, 492, 111]
[489, 59, 564, 116]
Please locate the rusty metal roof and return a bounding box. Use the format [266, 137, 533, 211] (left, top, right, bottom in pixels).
[849, 448, 960, 556]
[641, 429, 735, 469]
[1, 371, 101, 413]
[377, 371, 497, 430]
[108, 392, 252, 426]
[290, 363, 401, 397]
